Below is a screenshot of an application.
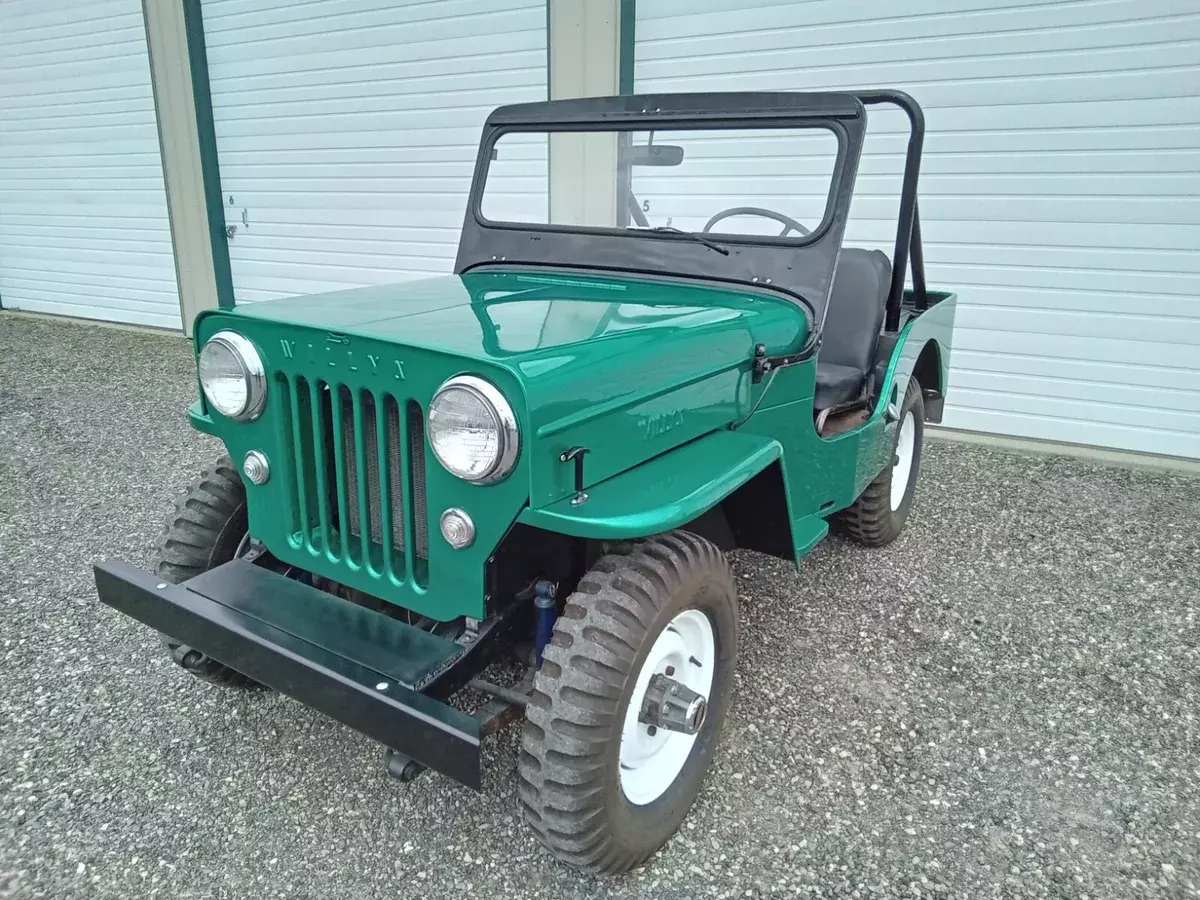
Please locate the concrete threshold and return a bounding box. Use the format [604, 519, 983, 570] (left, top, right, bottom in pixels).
[929, 425, 1200, 476]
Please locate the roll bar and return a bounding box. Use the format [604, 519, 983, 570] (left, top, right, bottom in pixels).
[853, 91, 928, 331]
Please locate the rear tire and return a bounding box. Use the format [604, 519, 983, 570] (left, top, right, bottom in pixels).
[518, 531, 738, 875]
[837, 376, 924, 547]
[153, 456, 258, 688]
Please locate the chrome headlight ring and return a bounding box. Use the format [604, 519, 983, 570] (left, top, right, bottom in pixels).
[198, 330, 267, 421]
[427, 374, 520, 484]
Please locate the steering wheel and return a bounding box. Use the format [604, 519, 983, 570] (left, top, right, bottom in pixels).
[702, 206, 810, 237]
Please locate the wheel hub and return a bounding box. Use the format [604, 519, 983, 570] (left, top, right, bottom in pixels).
[618, 608, 716, 805]
[638, 673, 707, 735]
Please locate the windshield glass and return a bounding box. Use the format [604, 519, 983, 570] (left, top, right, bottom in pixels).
[479, 125, 840, 241]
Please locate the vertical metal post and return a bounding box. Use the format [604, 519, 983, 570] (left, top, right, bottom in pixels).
[910, 202, 928, 310]
[855, 91, 925, 332]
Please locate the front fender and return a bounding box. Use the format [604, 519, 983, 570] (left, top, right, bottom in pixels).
[517, 429, 782, 539]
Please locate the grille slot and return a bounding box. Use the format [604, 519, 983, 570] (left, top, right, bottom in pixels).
[407, 401, 429, 560]
[341, 388, 382, 547]
[385, 397, 406, 552]
[282, 376, 427, 582]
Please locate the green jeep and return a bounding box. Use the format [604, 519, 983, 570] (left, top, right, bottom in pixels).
[95, 90, 956, 874]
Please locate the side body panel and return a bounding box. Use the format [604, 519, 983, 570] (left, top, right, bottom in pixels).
[532, 292, 958, 560]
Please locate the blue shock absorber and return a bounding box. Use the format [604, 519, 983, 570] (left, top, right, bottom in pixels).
[533, 579, 558, 667]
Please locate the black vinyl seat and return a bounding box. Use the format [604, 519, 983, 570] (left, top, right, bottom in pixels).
[814, 248, 892, 409]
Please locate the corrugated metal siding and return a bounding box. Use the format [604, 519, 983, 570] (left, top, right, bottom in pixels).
[202, 0, 547, 303]
[0, 0, 180, 329]
[637, 0, 1200, 458]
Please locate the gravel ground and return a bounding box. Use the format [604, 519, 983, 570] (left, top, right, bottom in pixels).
[1, 312, 1198, 899]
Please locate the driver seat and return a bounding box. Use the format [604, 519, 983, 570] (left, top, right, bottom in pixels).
[814, 248, 892, 409]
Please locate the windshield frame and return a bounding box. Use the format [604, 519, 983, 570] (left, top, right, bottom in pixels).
[475, 120, 847, 249]
[455, 92, 868, 328]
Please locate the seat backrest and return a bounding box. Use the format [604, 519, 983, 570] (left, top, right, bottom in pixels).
[820, 248, 892, 372]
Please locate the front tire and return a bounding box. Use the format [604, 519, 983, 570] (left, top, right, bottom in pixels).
[837, 375, 925, 547]
[153, 456, 257, 688]
[518, 531, 738, 874]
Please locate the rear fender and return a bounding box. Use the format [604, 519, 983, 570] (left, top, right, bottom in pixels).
[836, 292, 958, 497]
[875, 292, 957, 424]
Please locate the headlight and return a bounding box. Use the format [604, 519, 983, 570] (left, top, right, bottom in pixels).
[198, 330, 266, 420]
[428, 375, 519, 483]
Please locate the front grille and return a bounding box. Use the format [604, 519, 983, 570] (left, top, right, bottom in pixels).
[279, 376, 429, 585]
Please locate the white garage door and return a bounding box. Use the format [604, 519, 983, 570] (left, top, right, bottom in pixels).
[202, 0, 547, 303]
[637, 0, 1200, 459]
[0, 0, 180, 329]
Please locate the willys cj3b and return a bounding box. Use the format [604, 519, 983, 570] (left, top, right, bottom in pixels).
[95, 90, 956, 874]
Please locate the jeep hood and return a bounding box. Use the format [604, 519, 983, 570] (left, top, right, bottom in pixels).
[216, 269, 807, 506]
[232, 270, 805, 401]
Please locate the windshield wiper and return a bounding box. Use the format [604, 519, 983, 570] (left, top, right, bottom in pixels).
[649, 226, 730, 256]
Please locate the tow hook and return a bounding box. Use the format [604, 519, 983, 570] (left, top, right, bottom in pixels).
[384, 748, 426, 783]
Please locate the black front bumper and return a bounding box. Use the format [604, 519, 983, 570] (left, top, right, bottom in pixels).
[93, 558, 482, 789]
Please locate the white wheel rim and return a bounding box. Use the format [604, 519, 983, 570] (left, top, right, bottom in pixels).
[618, 609, 716, 805]
[890, 410, 916, 511]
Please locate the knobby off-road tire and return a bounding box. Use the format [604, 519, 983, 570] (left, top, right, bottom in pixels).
[519, 531, 738, 874]
[837, 375, 925, 547]
[153, 456, 257, 688]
